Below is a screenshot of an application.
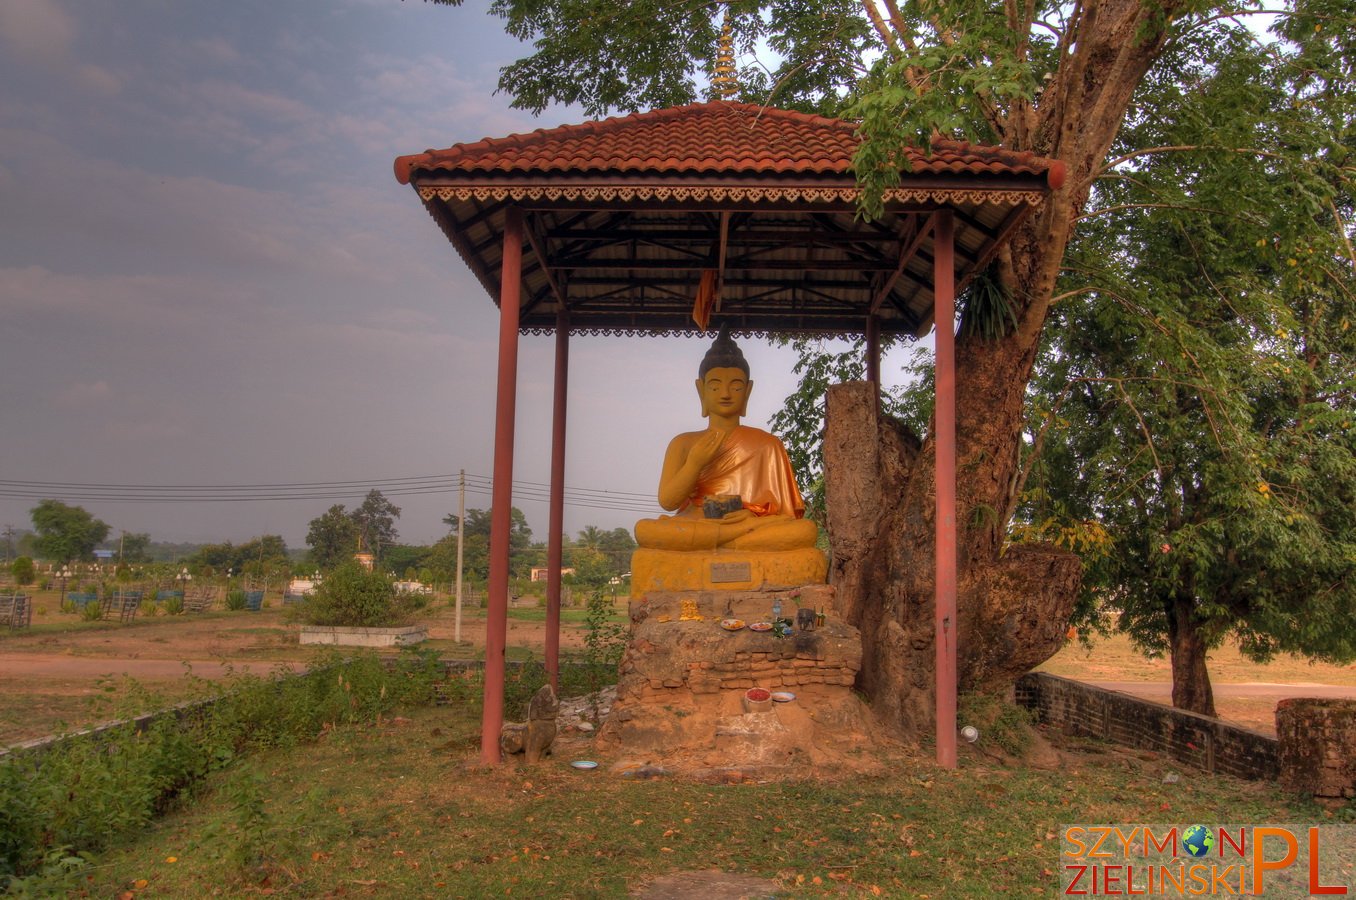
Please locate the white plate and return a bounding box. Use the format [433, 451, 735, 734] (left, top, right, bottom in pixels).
[771, 691, 796, 702]
[720, 618, 745, 631]
[748, 621, 773, 632]
[570, 760, 599, 770]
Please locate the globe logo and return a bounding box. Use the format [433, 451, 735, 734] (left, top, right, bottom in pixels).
[1182, 825, 1215, 858]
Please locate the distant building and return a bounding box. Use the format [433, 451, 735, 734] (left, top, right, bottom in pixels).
[529, 566, 575, 582]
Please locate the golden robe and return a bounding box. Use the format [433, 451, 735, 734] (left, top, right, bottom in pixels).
[678, 426, 806, 519]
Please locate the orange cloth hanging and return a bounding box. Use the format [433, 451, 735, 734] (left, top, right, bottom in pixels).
[692, 270, 718, 331]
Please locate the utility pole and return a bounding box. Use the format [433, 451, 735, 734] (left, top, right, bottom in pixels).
[456, 469, 465, 644]
[2, 525, 13, 566]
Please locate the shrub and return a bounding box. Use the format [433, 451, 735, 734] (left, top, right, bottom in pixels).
[162, 595, 184, 616]
[224, 590, 247, 611]
[79, 603, 103, 623]
[10, 558, 35, 587]
[293, 562, 415, 628]
[0, 649, 443, 884]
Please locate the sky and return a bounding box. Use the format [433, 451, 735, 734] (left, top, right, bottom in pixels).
[0, 0, 916, 551]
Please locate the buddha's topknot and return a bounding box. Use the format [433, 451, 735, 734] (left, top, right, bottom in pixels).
[698, 323, 749, 378]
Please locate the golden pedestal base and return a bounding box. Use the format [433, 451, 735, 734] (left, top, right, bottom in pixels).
[630, 546, 827, 597]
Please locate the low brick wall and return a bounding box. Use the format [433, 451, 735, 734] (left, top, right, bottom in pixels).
[1276, 698, 1356, 800]
[1016, 672, 1278, 781]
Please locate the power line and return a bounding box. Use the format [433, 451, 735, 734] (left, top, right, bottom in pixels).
[0, 473, 661, 515]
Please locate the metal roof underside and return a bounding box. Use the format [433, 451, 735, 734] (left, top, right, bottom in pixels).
[398, 106, 1059, 339]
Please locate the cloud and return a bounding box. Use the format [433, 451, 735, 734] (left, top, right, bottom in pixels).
[195, 80, 314, 124]
[0, 0, 73, 64]
[185, 37, 243, 68]
[54, 380, 112, 409]
[73, 63, 123, 97]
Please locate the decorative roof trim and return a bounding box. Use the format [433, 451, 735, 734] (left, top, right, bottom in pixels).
[417, 184, 1046, 208]
[521, 325, 895, 341]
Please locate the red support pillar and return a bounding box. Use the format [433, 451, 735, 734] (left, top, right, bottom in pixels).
[545, 308, 569, 692]
[481, 205, 523, 766]
[865, 315, 881, 387]
[933, 209, 958, 770]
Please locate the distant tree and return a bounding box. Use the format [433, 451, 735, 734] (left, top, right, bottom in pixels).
[238, 535, 291, 578]
[29, 500, 110, 563]
[440, 506, 535, 580]
[118, 532, 152, 564]
[426, 533, 478, 587]
[383, 544, 431, 579]
[306, 505, 360, 571]
[598, 527, 637, 575]
[191, 540, 237, 571]
[566, 546, 612, 587]
[187, 535, 289, 576]
[566, 525, 636, 581]
[575, 525, 605, 552]
[11, 557, 35, 587]
[350, 490, 401, 562]
[15, 532, 39, 560]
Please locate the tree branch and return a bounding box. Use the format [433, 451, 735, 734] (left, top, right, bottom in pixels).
[860, 0, 899, 53]
[1048, 286, 1100, 305]
[1074, 202, 1231, 223]
[1097, 144, 1293, 176]
[1330, 199, 1355, 272]
[880, 0, 913, 49]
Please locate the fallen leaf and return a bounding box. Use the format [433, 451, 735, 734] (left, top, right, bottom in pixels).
[164, 857, 177, 864]
[134, 879, 149, 889]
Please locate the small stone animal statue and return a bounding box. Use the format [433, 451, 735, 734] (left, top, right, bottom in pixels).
[796, 607, 817, 632]
[500, 684, 560, 763]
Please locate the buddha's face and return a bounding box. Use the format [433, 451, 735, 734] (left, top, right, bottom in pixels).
[696, 366, 752, 419]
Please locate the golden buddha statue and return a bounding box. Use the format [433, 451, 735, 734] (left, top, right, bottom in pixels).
[634, 326, 819, 552]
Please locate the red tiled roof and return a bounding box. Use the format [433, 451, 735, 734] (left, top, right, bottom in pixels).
[394, 100, 1064, 188]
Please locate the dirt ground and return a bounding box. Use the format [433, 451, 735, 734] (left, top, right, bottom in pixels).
[0, 590, 596, 745]
[3, 589, 1353, 746]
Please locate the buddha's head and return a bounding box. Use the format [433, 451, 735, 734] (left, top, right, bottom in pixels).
[696, 324, 752, 419]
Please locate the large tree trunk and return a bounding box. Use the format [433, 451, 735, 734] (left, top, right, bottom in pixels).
[815, 0, 1191, 737]
[824, 382, 1081, 736]
[1167, 594, 1217, 716]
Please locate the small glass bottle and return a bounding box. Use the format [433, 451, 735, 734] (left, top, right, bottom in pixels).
[771, 597, 782, 623]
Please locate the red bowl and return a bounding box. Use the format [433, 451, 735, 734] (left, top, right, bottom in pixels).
[745, 688, 771, 702]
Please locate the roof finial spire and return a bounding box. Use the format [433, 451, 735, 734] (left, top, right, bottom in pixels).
[712, 7, 738, 100]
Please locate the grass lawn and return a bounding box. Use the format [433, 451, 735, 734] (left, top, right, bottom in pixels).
[37, 702, 1337, 899]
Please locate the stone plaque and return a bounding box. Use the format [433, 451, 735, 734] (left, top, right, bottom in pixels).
[710, 561, 752, 583]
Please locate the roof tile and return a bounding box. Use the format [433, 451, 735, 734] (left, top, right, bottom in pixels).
[395, 101, 1063, 187]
